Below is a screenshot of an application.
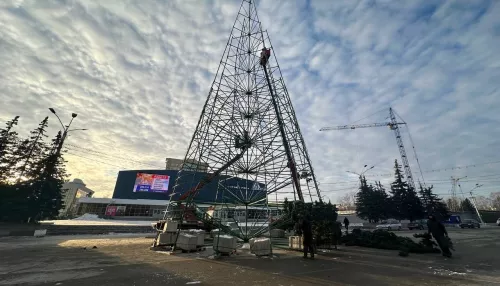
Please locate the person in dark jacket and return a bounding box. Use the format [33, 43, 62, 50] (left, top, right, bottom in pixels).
[343, 217, 350, 234]
[427, 215, 452, 258]
[333, 221, 343, 250]
[301, 215, 314, 259]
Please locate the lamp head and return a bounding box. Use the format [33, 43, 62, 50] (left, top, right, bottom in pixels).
[72, 113, 77, 118]
[49, 108, 56, 114]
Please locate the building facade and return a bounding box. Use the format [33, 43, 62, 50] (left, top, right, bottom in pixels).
[75, 169, 267, 220]
[60, 178, 94, 217]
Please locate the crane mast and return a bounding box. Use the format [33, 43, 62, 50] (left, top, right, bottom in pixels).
[388, 108, 415, 191]
[320, 108, 417, 191]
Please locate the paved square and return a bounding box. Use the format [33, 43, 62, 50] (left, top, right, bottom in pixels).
[1, 228, 499, 285]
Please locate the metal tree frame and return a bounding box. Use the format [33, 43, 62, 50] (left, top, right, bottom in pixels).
[168, 0, 321, 242]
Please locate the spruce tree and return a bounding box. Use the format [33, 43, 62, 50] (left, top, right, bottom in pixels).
[389, 160, 407, 220]
[372, 181, 390, 222]
[404, 187, 425, 222]
[355, 176, 372, 222]
[15, 117, 50, 182]
[460, 198, 476, 213]
[0, 116, 20, 183]
[419, 185, 450, 220]
[389, 159, 424, 222]
[30, 131, 68, 221]
[355, 177, 388, 223]
[0, 183, 32, 222]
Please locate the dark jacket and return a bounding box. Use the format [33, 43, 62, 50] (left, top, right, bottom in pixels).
[301, 218, 313, 243]
[427, 219, 447, 238]
[343, 217, 350, 226]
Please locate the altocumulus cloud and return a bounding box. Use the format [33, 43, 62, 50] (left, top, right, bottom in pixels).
[0, 0, 499, 201]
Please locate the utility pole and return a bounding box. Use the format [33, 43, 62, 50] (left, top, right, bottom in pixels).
[48, 108, 87, 157]
[469, 184, 484, 224]
[450, 176, 466, 212]
[34, 108, 86, 221]
[346, 164, 375, 186]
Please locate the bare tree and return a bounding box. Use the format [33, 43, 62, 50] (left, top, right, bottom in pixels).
[490, 192, 500, 210]
[446, 197, 462, 212]
[338, 191, 357, 211]
[474, 195, 492, 210]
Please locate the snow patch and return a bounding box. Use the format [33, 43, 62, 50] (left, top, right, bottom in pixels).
[240, 243, 250, 249]
[432, 268, 467, 276]
[72, 213, 105, 221]
[42, 213, 155, 226]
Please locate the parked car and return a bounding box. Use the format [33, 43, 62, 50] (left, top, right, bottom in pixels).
[408, 219, 426, 230]
[459, 219, 481, 228]
[375, 220, 402, 231]
[496, 218, 500, 226]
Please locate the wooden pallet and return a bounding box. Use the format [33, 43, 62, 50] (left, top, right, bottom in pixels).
[150, 245, 174, 251]
[214, 249, 237, 256]
[180, 246, 206, 253]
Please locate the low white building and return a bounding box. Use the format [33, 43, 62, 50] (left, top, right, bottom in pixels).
[60, 178, 94, 217]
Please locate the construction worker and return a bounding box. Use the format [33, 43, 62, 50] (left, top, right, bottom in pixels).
[301, 214, 314, 259]
[427, 214, 452, 258]
[260, 48, 271, 66]
[332, 221, 343, 250]
[343, 217, 350, 234]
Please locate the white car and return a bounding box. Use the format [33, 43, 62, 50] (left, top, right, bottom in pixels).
[496, 218, 500, 226]
[375, 220, 402, 231]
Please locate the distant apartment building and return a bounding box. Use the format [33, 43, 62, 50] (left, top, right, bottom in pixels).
[165, 157, 209, 172]
[60, 178, 94, 217]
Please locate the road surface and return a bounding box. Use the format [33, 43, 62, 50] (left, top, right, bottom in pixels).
[0, 228, 499, 285]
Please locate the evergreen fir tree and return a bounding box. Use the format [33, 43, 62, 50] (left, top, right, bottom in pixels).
[460, 198, 476, 213]
[355, 176, 372, 221]
[404, 186, 425, 222]
[0, 116, 20, 183]
[389, 160, 407, 220]
[389, 159, 424, 222]
[355, 177, 388, 223]
[419, 185, 450, 220]
[30, 131, 68, 221]
[15, 117, 50, 182]
[0, 183, 32, 222]
[372, 181, 390, 221]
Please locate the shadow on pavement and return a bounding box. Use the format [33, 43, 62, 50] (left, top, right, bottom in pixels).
[0, 235, 324, 285]
[1, 233, 499, 286]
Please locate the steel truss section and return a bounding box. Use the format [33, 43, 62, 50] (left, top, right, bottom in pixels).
[168, 0, 321, 242]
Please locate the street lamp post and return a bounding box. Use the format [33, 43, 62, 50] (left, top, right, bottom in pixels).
[346, 165, 375, 181]
[48, 108, 86, 156]
[469, 184, 484, 224]
[34, 108, 86, 222]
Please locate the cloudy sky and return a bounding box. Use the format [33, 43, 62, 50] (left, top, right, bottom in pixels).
[1, 0, 499, 202]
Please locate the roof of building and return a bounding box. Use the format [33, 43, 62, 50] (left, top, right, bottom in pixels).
[63, 179, 94, 195]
